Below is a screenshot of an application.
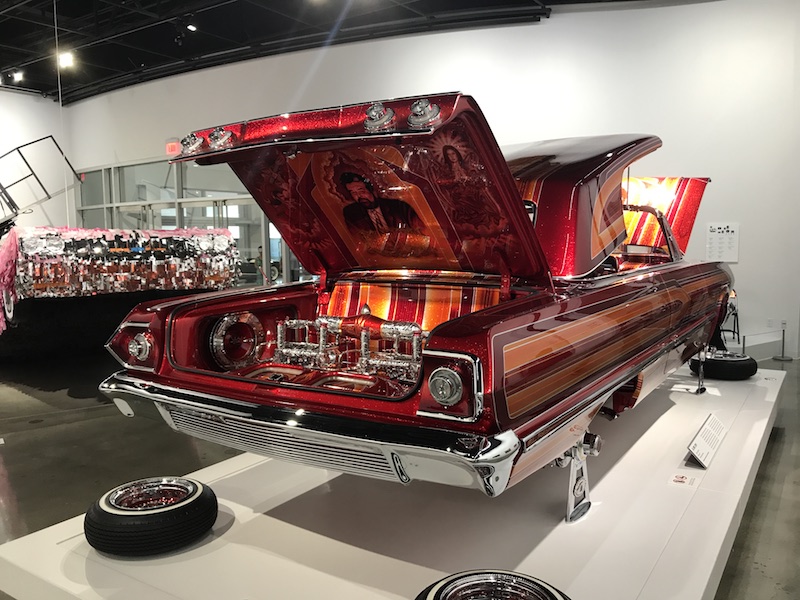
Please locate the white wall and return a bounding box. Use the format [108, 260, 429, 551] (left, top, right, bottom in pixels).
[0, 90, 75, 226]
[8, 0, 800, 355]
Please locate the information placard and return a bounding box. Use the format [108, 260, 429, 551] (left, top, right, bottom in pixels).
[705, 222, 739, 262]
[688, 413, 727, 468]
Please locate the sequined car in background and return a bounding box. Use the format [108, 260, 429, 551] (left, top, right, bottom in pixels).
[99, 93, 731, 508]
[0, 137, 238, 340]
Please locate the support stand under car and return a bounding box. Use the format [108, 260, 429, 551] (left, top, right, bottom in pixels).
[553, 432, 603, 523]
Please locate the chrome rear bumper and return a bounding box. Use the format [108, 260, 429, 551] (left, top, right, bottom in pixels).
[99, 372, 521, 497]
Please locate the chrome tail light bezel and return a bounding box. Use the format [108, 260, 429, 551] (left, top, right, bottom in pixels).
[209, 311, 266, 370]
[417, 350, 484, 422]
[107, 321, 161, 372]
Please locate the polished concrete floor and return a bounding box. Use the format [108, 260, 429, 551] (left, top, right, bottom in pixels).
[0, 299, 796, 599]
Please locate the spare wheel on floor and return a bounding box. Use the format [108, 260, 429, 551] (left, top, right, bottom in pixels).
[416, 570, 572, 600]
[84, 476, 218, 557]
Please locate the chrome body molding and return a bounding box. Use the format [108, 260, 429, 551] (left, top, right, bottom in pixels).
[521, 394, 609, 453]
[99, 372, 521, 497]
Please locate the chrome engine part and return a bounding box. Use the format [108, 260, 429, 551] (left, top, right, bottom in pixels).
[274, 304, 424, 383]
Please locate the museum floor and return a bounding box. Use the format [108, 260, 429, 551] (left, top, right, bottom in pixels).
[0, 299, 796, 600]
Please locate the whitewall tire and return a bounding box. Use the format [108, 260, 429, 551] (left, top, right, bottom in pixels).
[84, 476, 218, 557]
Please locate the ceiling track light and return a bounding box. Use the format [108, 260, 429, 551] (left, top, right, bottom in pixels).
[59, 52, 74, 69]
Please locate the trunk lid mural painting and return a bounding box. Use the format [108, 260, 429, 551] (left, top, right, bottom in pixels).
[174, 93, 551, 282]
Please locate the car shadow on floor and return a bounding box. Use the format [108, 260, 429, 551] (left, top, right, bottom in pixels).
[221, 389, 678, 584]
[0, 291, 199, 403]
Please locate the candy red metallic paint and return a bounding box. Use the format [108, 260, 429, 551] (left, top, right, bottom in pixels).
[100, 93, 731, 500]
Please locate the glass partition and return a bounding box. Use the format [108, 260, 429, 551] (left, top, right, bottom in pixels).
[74, 159, 309, 286]
[181, 202, 218, 229]
[150, 203, 178, 229]
[78, 207, 110, 228]
[78, 169, 109, 207]
[182, 162, 247, 197]
[114, 205, 149, 229]
[118, 161, 176, 203]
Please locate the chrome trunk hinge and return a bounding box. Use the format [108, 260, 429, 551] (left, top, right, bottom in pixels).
[316, 269, 330, 318]
[500, 273, 511, 301]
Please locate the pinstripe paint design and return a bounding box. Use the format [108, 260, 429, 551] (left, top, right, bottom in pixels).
[673, 270, 730, 326]
[589, 171, 627, 259]
[514, 136, 662, 277]
[681, 270, 729, 296]
[585, 137, 662, 259]
[326, 281, 501, 332]
[515, 178, 546, 207]
[623, 208, 665, 249]
[506, 312, 672, 418]
[503, 289, 673, 418]
[503, 289, 672, 373]
[500, 268, 728, 419]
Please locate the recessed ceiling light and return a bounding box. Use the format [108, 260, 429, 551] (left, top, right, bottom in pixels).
[12, 71, 23, 82]
[59, 52, 74, 68]
[186, 24, 197, 32]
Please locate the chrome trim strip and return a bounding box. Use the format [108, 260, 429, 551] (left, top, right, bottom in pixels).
[521, 394, 609, 451]
[105, 372, 260, 412]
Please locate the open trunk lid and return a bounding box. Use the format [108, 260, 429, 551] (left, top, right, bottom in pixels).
[622, 177, 710, 253]
[173, 93, 550, 283]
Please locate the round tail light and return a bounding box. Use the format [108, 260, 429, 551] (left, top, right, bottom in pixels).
[210, 312, 265, 369]
[428, 367, 463, 406]
[127, 332, 153, 361]
[107, 320, 161, 372]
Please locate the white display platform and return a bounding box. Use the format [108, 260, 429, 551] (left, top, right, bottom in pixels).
[0, 367, 784, 600]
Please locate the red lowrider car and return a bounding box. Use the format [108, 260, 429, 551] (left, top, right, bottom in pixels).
[99, 93, 731, 513]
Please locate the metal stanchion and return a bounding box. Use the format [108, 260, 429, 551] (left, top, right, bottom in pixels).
[772, 328, 794, 362]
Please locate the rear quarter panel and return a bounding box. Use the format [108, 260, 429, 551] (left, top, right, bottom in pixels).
[489, 262, 729, 435]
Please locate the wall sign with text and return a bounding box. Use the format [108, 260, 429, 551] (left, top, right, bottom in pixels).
[705, 222, 739, 262]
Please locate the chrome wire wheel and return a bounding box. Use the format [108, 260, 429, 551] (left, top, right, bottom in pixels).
[106, 477, 197, 512]
[416, 570, 572, 600]
[84, 476, 218, 557]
